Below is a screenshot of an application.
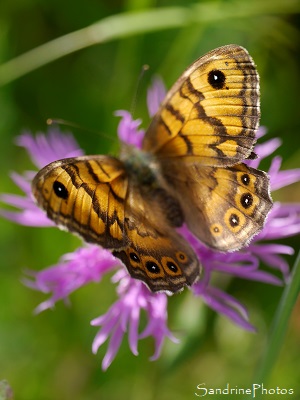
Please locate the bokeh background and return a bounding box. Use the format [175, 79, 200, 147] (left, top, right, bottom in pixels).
[0, 0, 300, 399]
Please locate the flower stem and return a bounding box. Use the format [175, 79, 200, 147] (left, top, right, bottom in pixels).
[0, 0, 299, 86]
[254, 250, 300, 383]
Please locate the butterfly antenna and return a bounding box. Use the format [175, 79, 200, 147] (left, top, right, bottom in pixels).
[130, 64, 150, 117]
[46, 118, 118, 144]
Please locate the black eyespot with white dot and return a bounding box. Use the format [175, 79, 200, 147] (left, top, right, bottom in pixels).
[146, 261, 160, 274]
[53, 181, 68, 199]
[241, 174, 250, 186]
[241, 193, 253, 209]
[208, 69, 226, 90]
[214, 226, 220, 233]
[166, 261, 178, 273]
[229, 213, 239, 227]
[129, 252, 140, 263]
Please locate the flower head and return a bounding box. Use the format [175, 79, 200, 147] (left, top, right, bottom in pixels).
[1, 78, 300, 370]
[0, 128, 83, 227]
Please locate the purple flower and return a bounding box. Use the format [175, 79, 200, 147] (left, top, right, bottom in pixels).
[114, 110, 144, 149]
[24, 245, 118, 313]
[0, 128, 83, 226]
[91, 270, 178, 370]
[1, 78, 300, 370]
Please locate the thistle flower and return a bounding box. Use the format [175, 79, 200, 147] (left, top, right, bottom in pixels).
[1, 78, 300, 370]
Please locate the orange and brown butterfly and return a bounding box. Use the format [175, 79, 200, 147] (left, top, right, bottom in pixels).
[32, 44, 273, 294]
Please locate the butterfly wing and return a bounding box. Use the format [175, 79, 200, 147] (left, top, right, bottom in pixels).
[143, 44, 259, 167]
[113, 183, 200, 292]
[32, 155, 128, 249]
[143, 44, 272, 250]
[32, 156, 200, 292]
[161, 160, 272, 251]
[31, 45, 267, 288]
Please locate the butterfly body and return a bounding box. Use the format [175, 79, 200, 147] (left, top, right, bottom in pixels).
[32, 45, 273, 293]
[122, 145, 157, 186]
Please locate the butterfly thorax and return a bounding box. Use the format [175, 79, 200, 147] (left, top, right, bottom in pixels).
[121, 145, 157, 186]
[121, 145, 184, 228]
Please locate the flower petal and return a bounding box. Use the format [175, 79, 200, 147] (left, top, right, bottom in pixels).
[25, 245, 118, 311]
[16, 128, 83, 168]
[147, 76, 166, 117]
[115, 110, 144, 148]
[195, 286, 256, 332]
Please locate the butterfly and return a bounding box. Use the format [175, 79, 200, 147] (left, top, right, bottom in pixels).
[32, 44, 273, 294]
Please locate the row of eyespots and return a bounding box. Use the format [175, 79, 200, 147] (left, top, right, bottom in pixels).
[240, 173, 254, 209]
[128, 250, 188, 275]
[210, 211, 242, 235]
[210, 173, 255, 235]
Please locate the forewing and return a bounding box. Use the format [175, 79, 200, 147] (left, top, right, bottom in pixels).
[32, 155, 128, 249]
[143, 45, 260, 167]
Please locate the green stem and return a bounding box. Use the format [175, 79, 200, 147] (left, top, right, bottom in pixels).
[254, 251, 300, 383]
[0, 0, 299, 86]
[0, 7, 188, 86]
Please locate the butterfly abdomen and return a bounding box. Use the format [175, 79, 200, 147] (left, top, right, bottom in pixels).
[150, 188, 184, 228]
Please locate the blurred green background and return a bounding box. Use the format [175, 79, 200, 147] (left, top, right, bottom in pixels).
[0, 0, 300, 399]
